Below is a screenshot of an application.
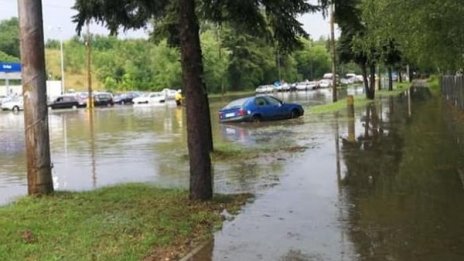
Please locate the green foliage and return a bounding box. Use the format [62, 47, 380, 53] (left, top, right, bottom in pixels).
[293, 38, 331, 80]
[45, 39, 60, 49]
[0, 18, 20, 59]
[0, 51, 19, 62]
[44, 30, 333, 93]
[150, 41, 182, 90]
[336, 0, 464, 72]
[384, 0, 464, 70]
[222, 26, 276, 90]
[201, 29, 230, 93]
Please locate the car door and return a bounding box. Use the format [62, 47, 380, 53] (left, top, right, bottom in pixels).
[52, 96, 65, 109]
[63, 96, 78, 108]
[253, 97, 275, 120]
[263, 96, 285, 119]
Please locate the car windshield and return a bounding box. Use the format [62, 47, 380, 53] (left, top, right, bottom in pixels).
[223, 98, 248, 109]
[265, 96, 282, 105]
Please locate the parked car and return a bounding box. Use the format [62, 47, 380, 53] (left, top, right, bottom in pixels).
[1, 96, 23, 112]
[72, 92, 113, 107]
[218, 95, 304, 123]
[255, 85, 275, 93]
[93, 92, 114, 107]
[295, 81, 318, 91]
[0, 95, 7, 106]
[162, 88, 178, 101]
[49, 95, 80, 109]
[113, 92, 140, 105]
[318, 79, 332, 88]
[132, 92, 165, 105]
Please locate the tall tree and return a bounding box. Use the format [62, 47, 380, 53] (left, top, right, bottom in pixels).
[73, 0, 324, 200]
[18, 0, 54, 195]
[0, 18, 20, 59]
[381, 39, 402, 91]
[335, 0, 372, 98]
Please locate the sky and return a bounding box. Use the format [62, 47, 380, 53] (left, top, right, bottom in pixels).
[0, 0, 336, 41]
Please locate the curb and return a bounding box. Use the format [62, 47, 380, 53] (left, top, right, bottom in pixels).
[178, 241, 210, 261]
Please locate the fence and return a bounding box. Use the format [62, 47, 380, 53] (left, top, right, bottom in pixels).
[442, 75, 464, 110]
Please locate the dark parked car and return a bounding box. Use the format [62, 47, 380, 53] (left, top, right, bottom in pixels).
[218, 95, 304, 123]
[113, 92, 140, 105]
[93, 92, 114, 107]
[49, 95, 80, 109]
[69, 92, 114, 107]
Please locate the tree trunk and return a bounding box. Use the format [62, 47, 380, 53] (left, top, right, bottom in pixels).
[18, 0, 54, 195]
[330, 4, 337, 102]
[367, 64, 376, 99]
[204, 93, 214, 152]
[398, 67, 403, 83]
[360, 63, 369, 95]
[377, 65, 382, 91]
[388, 66, 393, 91]
[179, 0, 213, 201]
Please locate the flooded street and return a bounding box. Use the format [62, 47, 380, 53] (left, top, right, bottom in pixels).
[0, 88, 337, 204]
[2, 86, 464, 260]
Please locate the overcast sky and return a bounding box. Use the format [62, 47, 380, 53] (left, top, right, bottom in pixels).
[0, 0, 335, 41]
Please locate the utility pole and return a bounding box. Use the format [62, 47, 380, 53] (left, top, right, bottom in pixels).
[330, 3, 338, 102]
[18, 0, 54, 195]
[58, 27, 65, 94]
[277, 48, 282, 83]
[85, 21, 93, 109]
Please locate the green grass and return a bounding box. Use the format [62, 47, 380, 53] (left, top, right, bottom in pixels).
[427, 74, 440, 92]
[0, 184, 250, 261]
[308, 83, 410, 115]
[308, 94, 372, 114]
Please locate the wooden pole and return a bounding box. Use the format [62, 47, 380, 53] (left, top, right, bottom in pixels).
[18, 0, 54, 195]
[330, 3, 337, 102]
[86, 21, 93, 109]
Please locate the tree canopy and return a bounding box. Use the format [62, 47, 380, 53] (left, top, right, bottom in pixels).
[72, 0, 327, 200]
[0, 18, 20, 59]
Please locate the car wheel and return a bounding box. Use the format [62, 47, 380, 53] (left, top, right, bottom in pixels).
[12, 106, 20, 112]
[251, 115, 261, 123]
[291, 109, 300, 118]
[121, 101, 125, 105]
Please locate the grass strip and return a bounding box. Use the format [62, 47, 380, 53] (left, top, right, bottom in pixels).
[308, 83, 410, 115]
[0, 184, 250, 261]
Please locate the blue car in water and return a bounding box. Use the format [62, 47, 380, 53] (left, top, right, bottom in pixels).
[219, 95, 304, 123]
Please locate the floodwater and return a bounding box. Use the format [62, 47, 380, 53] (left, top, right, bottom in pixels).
[2, 86, 464, 260]
[0, 88, 339, 204]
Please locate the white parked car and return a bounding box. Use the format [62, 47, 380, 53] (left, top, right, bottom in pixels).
[162, 88, 178, 101]
[255, 85, 275, 93]
[132, 92, 166, 105]
[318, 79, 332, 88]
[295, 81, 319, 91]
[1, 96, 23, 112]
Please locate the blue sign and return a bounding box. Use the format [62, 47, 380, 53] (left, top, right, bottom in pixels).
[0, 63, 21, 73]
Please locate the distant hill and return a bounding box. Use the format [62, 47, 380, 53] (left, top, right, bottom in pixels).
[45, 48, 103, 92]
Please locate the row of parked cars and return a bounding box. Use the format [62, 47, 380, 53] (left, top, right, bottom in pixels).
[1, 89, 180, 112]
[0, 92, 115, 112]
[255, 73, 364, 94]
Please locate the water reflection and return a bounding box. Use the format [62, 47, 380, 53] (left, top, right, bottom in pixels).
[1, 90, 332, 204]
[189, 89, 464, 260]
[341, 94, 464, 260]
[2, 87, 464, 259]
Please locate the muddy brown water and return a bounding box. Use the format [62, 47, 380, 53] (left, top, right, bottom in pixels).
[2, 87, 464, 260]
